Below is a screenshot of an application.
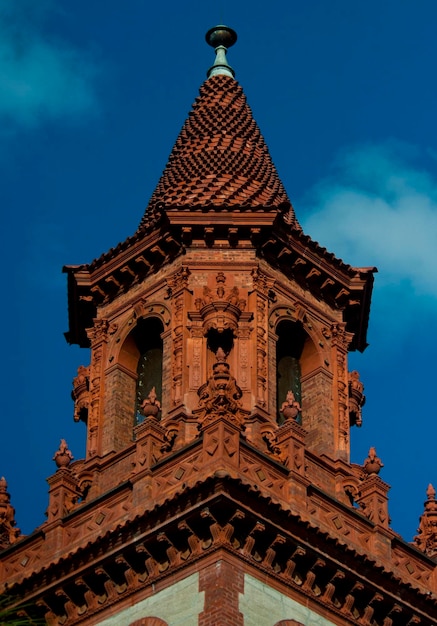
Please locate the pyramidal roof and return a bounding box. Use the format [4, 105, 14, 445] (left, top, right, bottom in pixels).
[140, 27, 298, 228]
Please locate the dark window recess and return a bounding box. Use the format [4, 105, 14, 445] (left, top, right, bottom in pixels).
[134, 317, 163, 423]
[276, 320, 305, 424]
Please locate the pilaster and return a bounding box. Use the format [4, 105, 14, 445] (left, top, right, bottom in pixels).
[86, 319, 113, 458]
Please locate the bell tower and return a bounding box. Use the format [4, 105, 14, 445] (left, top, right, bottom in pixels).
[1, 25, 436, 626]
[65, 24, 372, 474]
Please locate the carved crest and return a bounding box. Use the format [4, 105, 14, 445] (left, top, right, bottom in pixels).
[194, 348, 249, 425]
[193, 272, 246, 333]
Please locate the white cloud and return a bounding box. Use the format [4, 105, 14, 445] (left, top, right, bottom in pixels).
[300, 143, 437, 299]
[0, 2, 98, 127]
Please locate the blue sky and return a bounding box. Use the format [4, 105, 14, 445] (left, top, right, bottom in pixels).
[1, 0, 436, 541]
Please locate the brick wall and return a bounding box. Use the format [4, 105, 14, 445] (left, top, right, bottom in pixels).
[102, 365, 136, 453]
[199, 559, 244, 626]
[302, 368, 334, 456]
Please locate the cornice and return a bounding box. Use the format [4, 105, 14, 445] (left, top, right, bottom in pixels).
[3, 476, 436, 625]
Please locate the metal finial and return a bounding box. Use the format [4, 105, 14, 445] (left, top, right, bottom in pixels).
[205, 25, 237, 78]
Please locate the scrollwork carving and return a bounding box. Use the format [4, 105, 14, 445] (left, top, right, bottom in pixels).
[348, 370, 365, 427]
[72, 365, 90, 423]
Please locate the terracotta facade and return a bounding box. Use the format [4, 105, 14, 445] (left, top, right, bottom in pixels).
[0, 25, 436, 626]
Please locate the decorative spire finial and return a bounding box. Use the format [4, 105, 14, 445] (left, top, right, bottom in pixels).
[414, 483, 437, 558]
[0, 476, 21, 548]
[53, 438, 74, 469]
[363, 446, 384, 476]
[205, 25, 237, 78]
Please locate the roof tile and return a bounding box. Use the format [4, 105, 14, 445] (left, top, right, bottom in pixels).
[140, 74, 298, 227]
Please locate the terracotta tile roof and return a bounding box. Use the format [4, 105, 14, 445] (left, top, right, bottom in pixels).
[140, 74, 297, 227]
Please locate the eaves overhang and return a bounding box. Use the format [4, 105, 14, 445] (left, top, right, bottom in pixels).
[261, 218, 377, 352]
[63, 215, 184, 347]
[4, 475, 436, 625]
[63, 204, 376, 351]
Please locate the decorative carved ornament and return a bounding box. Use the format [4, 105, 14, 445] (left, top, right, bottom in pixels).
[192, 272, 248, 332]
[280, 391, 302, 423]
[72, 365, 90, 423]
[86, 318, 117, 345]
[8, 492, 433, 626]
[414, 484, 437, 559]
[133, 300, 171, 327]
[251, 265, 276, 296]
[0, 477, 20, 549]
[348, 370, 365, 427]
[141, 387, 161, 419]
[53, 439, 74, 469]
[363, 447, 384, 476]
[194, 348, 249, 425]
[166, 265, 191, 295]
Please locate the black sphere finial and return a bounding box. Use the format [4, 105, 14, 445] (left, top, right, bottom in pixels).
[205, 25, 237, 50]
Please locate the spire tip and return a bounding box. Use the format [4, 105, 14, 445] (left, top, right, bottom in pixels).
[205, 25, 237, 79]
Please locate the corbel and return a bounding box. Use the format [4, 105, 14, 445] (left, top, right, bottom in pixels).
[383, 604, 402, 626]
[359, 593, 383, 625]
[204, 226, 214, 247]
[178, 519, 202, 556]
[94, 566, 118, 601]
[163, 233, 180, 250]
[150, 245, 166, 261]
[262, 534, 286, 569]
[341, 581, 364, 617]
[35, 599, 57, 625]
[305, 268, 322, 283]
[228, 226, 238, 247]
[90, 284, 106, 302]
[335, 288, 350, 306]
[321, 569, 345, 604]
[135, 543, 159, 580]
[321, 277, 335, 291]
[241, 521, 265, 560]
[120, 265, 136, 279]
[302, 557, 325, 593]
[134, 254, 152, 270]
[282, 545, 306, 580]
[74, 576, 99, 612]
[181, 226, 193, 245]
[292, 257, 306, 269]
[104, 275, 120, 289]
[278, 247, 292, 260]
[54, 588, 77, 621]
[250, 227, 261, 245]
[157, 532, 181, 567]
[114, 554, 138, 589]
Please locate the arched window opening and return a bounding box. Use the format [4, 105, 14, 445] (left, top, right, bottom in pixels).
[133, 317, 164, 423]
[129, 618, 169, 626]
[276, 320, 306, 424]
